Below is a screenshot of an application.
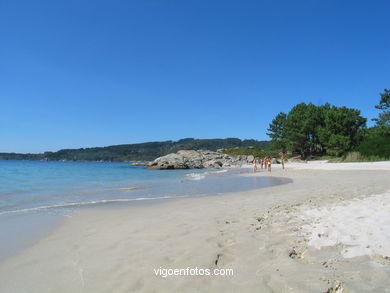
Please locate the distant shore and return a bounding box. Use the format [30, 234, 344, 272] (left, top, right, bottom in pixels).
[0, 137, 268, 162]
[0, 161, 389, 292]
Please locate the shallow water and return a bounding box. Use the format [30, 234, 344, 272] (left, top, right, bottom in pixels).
[0, 160, 291, 260]
[0, 160, 289, 215]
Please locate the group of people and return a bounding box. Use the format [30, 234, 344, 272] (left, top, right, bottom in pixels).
[252, 156, 272, 173]
[252, 152, 286, 173]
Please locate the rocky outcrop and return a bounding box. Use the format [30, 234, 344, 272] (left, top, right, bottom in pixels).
[147, 150, 250, 170]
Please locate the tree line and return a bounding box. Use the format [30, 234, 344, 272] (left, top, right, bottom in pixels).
[267, 89, 390, 159]
[0, 138, 268, 162]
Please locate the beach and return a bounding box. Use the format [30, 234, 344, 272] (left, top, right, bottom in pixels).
[0, 161, 389, 292]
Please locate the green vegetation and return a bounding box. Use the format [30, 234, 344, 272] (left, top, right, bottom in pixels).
[342, 152, 387, 162]
[345, 89, 390, 161]
[350, 127, 390, 161]
[267, 103, 366, 157]
[372, 88, 390, 127]
[222, 142, 275, 158]
[267, 89, 390, 161]
[0, 138, 266, 162]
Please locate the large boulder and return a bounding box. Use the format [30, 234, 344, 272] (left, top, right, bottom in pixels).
[148, 153, 187, 169]
[147, 150, 248, 170]
[247, 155, 255, 163]
[177, 150, 203, 160]
[203, 160, 223, 169]
[177, 150, 204, 169]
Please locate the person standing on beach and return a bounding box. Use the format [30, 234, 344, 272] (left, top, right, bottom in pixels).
[279, 152, 286, 170]
[267, 157, 272, 172]
[253, 157, 257, 173]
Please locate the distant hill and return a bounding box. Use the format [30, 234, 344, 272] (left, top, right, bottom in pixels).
[0, 138, 271, 162]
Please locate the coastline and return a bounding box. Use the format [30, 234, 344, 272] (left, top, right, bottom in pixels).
[0, 162, 389, 292]
[0, 164, 290, 262]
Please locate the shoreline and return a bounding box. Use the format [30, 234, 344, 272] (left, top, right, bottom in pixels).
[0, 166, 289, 263]
[0, 162, 389, 292]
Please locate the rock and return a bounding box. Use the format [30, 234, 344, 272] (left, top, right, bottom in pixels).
[177, 150, 202, 160]
[238, 155, 247, 161]
[247, 155, 255, 163]
[148, 150, 248, 170]
[288, 155, 307, 163]
[325, 281, 344, 293]
[176, 150, 204, 169]
[148, 153, 188, 169]
[203, 160, 223, 169]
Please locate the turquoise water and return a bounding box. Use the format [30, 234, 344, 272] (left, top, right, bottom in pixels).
[0, 160, 291, 260]
[0, 160, 289, 215]
[0, 160, 206, 214]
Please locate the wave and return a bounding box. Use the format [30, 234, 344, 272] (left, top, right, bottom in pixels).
[204, 169, 228, 175]
[0, 195, 186, 215]
[185, 169, 229, 180]
[185, 173, 206, 180]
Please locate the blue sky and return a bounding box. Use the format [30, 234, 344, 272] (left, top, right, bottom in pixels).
[1, 0, 389, 153]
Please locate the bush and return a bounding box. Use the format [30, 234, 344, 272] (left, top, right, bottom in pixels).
[354, 127, 390, 159]
[343, 151, 388, 162]
[223, 147, 279, 158]
[343, 152, 363, 162]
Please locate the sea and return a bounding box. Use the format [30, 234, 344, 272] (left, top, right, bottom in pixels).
[0, 160, 291, 261]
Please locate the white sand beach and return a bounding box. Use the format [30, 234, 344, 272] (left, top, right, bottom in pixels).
[0, 161, 390, 293]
